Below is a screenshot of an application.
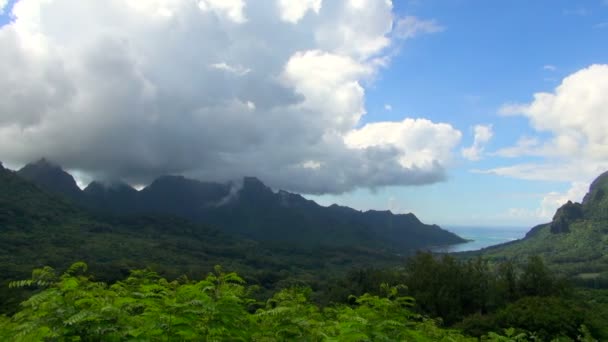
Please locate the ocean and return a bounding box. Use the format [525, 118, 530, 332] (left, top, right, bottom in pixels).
[432, 226, 531, 253]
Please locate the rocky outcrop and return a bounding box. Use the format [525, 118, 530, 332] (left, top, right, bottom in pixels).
[550, 201, 584, 234]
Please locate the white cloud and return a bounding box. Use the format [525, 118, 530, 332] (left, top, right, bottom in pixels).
[505, 182, 588, 222]
[461, 124, 493, 161]
[543, 64, 557, 71]
[278, 0, 322, 23]
[0, 0, 8, 15]
[384, 104, 392, 111]
[492, 136, 540, 158]
[345, 118, 462, 170]
[395, 16, 444, 39]
[314, 0, 394, 61]
[0, 0, 459, 194]
[301, 160, 322, 169]
[539, 182, 588, 217]
[198, 0, 247, 23]
[488, 65, 608, 183]
[210, 62, 251, 76]
[282, 50, 372, 132]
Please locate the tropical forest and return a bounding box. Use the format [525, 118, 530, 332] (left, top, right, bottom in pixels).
[1, 0, 608, 341]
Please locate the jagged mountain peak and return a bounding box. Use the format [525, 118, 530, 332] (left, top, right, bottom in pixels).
[17, 158, 82, 198]
[32, 157, 55, 166]
[239, 176, 274, 199]
[550, 200, 584, 234]
[84, 180, 137, 194]
[11, 161, 465, 250]
[242, 176, 271, 190]
[22, 158, 65, 173]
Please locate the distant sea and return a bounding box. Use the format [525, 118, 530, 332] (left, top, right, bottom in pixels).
[432, 226, 531, 253]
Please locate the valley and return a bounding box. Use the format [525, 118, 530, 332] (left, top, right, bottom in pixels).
[2, 160, 608, 340]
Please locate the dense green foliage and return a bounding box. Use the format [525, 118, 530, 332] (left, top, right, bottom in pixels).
[0, 263, 479, 341]
[0, 165, 404, 315]
[2, 163, 608, 341]
[322, 252, 606, 341]
[3, 263, 601, 341]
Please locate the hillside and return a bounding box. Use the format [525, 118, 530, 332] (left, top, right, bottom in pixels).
[0, 164, 405, 313]
[3, 162, 608, 340]
[15, 159, 466, 251]
[1, 163, 249, 282]
[474, 170, 608, 283]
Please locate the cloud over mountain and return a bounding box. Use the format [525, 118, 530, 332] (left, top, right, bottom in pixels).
[0, 0, 460, 194]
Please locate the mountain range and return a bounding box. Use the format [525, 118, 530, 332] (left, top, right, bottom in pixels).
[15, 158, 466, 250]
[1, 160, 416, 312]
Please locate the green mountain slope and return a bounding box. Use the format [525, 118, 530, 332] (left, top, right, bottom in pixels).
[15, 159, 466, 251]
[0, 164, 405, 312]
[16, 159, 83, 200]
[1, 163, 246, 281]
[475, 171, 608, 281]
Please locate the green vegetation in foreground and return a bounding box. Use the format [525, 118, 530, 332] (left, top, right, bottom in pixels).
[3, 165, 608, 341]
[2, 254, 606, 341]
[0, 164, 404, 314]
[1, 262, 599, 342]
[0, 263, 468, 341]
[327, 252, 607, 341]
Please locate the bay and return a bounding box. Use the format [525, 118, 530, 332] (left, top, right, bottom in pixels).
[432, 226, 530, 253]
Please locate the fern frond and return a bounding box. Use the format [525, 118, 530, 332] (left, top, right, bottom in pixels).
[8, 280, 34, 289]
[65, 262, 88, 276]
[64, 310, 95, 326]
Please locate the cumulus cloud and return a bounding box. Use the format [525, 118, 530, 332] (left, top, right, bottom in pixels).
[345, 118, 462, 170]
[314, 0, 395, 61]
[0, 0, 8, 14]
[505, 182, 588, 222]
[209, 62, 251, 76]
[487, 64, 608, 183]
[492, 136, 540, 158]
[481, 64, 608, 219]
[538, 182, 588, 217]
[278, 0, 322, 23]
[0, 0, 456, 194]
[198, 0, 247, 23]
[394, 16, 445, 39]
[461, 124, 493, 161]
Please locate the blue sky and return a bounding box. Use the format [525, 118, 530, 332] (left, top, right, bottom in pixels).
[312, 0, 608, 227]
[1, 0, 607, 228]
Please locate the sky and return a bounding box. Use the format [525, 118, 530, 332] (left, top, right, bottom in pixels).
[0, 0, 607, 228]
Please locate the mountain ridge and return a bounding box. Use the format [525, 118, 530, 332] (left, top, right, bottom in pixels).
[11, 159, 466, 251]
[473, 170, 608, 283]
[1, 161, 414, 313]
